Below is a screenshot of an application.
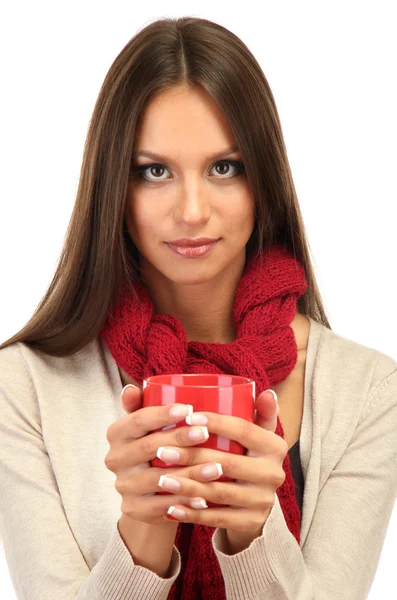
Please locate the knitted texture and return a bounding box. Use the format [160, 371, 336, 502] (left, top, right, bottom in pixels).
[100, 244, 308, 599]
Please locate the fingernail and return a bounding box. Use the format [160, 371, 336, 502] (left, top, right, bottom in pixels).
[163, 513, 179, 521]
[265, 389, 278, 402]
[188, 426, 209, 441]
[120, 384, 139, 397]
[169, 404, 194, 418]
[156, 447, 181, 463]
[186, 412, 208, 425]
[190, 497, 208, 509]
[158, 475, 181, 492]
[167, 506, 186, 520]
[201, 463, 223, 478]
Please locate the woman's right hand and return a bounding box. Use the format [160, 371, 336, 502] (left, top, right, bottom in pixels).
[104, 384, 213, 526]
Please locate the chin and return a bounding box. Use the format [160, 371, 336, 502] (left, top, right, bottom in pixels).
[161, 263, 218, 286]
[139, 243, 248, 287]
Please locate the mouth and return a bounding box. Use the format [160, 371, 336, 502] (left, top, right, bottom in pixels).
[164, 238, 221, 258]
[167, 237, 220, 247]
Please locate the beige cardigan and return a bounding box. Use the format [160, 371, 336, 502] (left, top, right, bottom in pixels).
[0, 317, 396, 599]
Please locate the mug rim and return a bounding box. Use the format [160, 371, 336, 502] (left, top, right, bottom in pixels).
[143, 373, 255, 388]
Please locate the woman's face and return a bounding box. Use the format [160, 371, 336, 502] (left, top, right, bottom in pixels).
[126, 84, 255, 286]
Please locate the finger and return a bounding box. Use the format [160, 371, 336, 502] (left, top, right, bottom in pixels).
[157, 474, 269, 510]
[121, 494, 209, 523]
[121, 457, 283, 506]
[254, 389, 279, 432]
[153, 446, 277, 485]
[183, 412, 287, 457]
[120, 384, 142, 414]
[112, 423, 212, 470]
[107, 422, 213, 474]
[248, 389, 279, 457]
[163, 504, 267, 533]
[115, 459, 224, 497]
[106, 403, 194, 444]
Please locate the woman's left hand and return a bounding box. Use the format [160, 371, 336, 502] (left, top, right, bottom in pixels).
[158, 390, 288, 553]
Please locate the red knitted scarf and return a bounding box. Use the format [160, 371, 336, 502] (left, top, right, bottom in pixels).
[100, 244, 307, 599]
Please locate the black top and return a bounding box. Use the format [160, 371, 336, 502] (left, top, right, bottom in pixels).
[287, 439, 304, 513]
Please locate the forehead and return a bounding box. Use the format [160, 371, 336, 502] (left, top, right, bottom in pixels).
[133, 86, 237, 158]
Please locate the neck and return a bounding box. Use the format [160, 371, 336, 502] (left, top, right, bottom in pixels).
[139, 257, 246, 343]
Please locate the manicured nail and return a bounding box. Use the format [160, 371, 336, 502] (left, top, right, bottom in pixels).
[156, 447, 181, 463]
[120, 384, 139, 399]
[265, 389, 278, 402]
[190, 497, 208, 509]
[158, 475, 181, 492]
[167, 506, 186, 520]
[201, 463, 223, 478]
[186, 412, 208, 425]
[169, 404, 194, 418]
[163, 513, 179, 521]
[188, 426, 209, 441]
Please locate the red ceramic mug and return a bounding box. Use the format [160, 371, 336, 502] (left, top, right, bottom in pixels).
[143, 373, 255, 508]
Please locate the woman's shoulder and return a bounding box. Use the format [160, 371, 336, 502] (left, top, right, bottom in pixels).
[0, 338, 106, 391]
[307, 316, 397, 401]
[0, 338, 123, 427]
[0, 342, 34, 394]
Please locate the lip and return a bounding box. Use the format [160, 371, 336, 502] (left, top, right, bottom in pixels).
[165, 238, 220, 258]
[167, 238, 220, 247]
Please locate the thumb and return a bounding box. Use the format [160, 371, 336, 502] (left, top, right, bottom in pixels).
[120, 384, 142, 414]
[246, 389, 279, 458]
[255, 389, 279, 432]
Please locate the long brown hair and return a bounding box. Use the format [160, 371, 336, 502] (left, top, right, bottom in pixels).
[0, 16, 331, 356]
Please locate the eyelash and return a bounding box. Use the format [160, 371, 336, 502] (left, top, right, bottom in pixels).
[131, 159, 245, 184]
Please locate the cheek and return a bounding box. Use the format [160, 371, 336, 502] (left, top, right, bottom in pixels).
[126, 195, 164, 251]
[226, 193, 255, 228]
[243, 193, 256, 226]
[125, 201, 137, 238]
[126, 194, 149, 231]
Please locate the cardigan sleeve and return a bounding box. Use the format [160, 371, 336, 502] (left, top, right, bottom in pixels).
[0, 346, 181, 600]
[211, 367, 397, 600]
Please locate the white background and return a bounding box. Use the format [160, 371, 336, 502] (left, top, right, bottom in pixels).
[0, 1, 396, 598]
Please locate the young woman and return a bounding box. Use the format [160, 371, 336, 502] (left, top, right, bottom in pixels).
[0, 16, 396, 600]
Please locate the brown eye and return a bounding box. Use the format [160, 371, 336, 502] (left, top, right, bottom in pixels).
[210, 160, 245, 179]
[214, 162, 231, 175]
[131, 159, 245, 184]
[147, 165, 167, 179]
[132, 163, 169, 182]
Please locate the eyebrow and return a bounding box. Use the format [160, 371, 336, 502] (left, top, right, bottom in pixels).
[131, 145, 240, 163]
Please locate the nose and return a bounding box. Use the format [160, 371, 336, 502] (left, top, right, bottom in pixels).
[172, 183, 211, 226]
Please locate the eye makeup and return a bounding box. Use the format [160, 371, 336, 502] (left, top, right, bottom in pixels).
[130, 159, 245, 184]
